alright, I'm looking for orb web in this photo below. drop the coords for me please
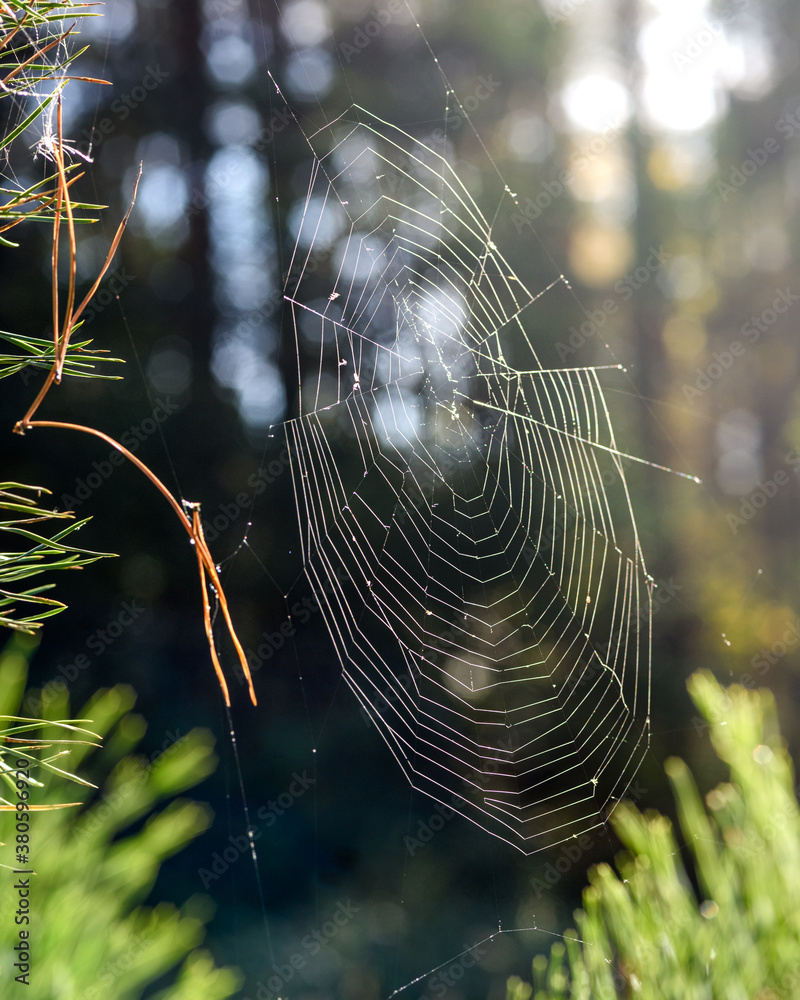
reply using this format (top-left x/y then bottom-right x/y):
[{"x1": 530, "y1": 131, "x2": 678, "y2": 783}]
[{"x1": 281, "y1": 108, "x2": 652, "y2": 854}]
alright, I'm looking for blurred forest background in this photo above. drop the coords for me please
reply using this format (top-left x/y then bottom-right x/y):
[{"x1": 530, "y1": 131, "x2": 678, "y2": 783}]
[{"x1": 2, "y1": 0, "x2": 800, "y2": 997}]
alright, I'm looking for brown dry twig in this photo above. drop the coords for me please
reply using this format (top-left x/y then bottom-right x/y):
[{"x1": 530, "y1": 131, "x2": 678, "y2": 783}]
[
  {"x1": 13, "y1": 420, "x2": 258, "y2": 708},
  {"x1": 18, "y1": 98, "x2": 142, "y2": 427},
  {"x1": 13, "y1": 81, "x2": 257, "y2": 707}
]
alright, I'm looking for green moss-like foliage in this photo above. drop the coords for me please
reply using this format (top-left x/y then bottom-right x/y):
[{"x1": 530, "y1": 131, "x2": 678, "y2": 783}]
[
  {"x1": 509, "y1": 671, "x2": 800, "y2": 1000},
  {"x1": 0, "y1": 636, "x2": 242, "y2": 998}
]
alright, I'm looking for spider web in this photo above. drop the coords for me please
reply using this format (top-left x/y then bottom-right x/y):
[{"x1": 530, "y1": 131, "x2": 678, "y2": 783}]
[{"x1": 280, "y1": 107, "x2": 653, "y2": 855}]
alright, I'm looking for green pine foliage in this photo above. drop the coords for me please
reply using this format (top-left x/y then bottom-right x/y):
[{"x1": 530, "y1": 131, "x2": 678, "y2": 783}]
[
  {"x1": 0, "y1": 483, "x2": 115, "y2": 634},
  {"x1": 0, "y1": 2, "x2": 122, "y2": 635},
  {"x1": 508, "y1": 671, "x2": 800, "y2": 1000},
  {"x1": 0, "y1": 635, "x2": 242, "y2": 998},
  {"x1": 0, "y1": 1, "x2": 105, "y2": 245},
  {"x1": 1, "y1": 14, "x2": 242, "y2": 985}
]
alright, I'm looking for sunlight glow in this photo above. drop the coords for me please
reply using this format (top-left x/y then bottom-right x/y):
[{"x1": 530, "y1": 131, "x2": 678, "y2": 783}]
[
  {"x1": 206, "y1": 34, "x2": 256, "y2": 86},
  {"x1": 635, "y1": 2, "x2": 762, "y2": 133},
  {"x1": 280, "y1": 0, "x2": 332, "y2": 47},
  {"x1": 561, "y1": 73, "x2": 631, "y2": 133},
  {"x1": 285, "y1": 48, "x2": 336, "y2": 101}
]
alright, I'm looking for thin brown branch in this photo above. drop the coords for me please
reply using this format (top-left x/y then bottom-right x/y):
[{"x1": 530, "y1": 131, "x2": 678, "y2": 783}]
[
  {"x1": 50, "y1": 134, "x2": 63, "y2": 373},
  {"x1": 62, "y1": 76, "x2": 111, "y2": 85},
  {"x1": 192, "y1": 508, "x2": 231, "y2": 707},
  {"x1": 54, "y1": 96, "x2": 78, "y2": 381},
  {"x1": 0, "y1": 169, "x2": 84, "y2": 215},
  {"x1": 68, "y1": 163, "x2": 141, "y2": 334},
  {"x1": 18, "y1": 165, "x2": 140, "y2": 427},
  {"x1": 14, "y1": 420, "x2": 258, "y2": 706},
  {"x1": 16, "y1": 420, "x2": 190, "y2": 526},
  {"x1": 9, "y1": 54, "x2": 255, "y2": 707},
  {"x1": 193, "y1": 509, "x2": 258, "y2": 706},
  {"x1": 0, "y1": 10, "x2": 28, "y2": 54},
  {"x1": 17, "y1": 369, "x2": 57, "y2": 432},
  {"x1": 0, "y1": 24, "x2": 72, "y2": 89}
]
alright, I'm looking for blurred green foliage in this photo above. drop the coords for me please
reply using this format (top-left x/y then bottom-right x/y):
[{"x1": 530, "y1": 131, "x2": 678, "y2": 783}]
[
  {"x1": 0, "y1": 635, "x2": 242, "y2": 998},
  {"x1": 508, "y1": 671, "x2": 800, "y2": 1000}
]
